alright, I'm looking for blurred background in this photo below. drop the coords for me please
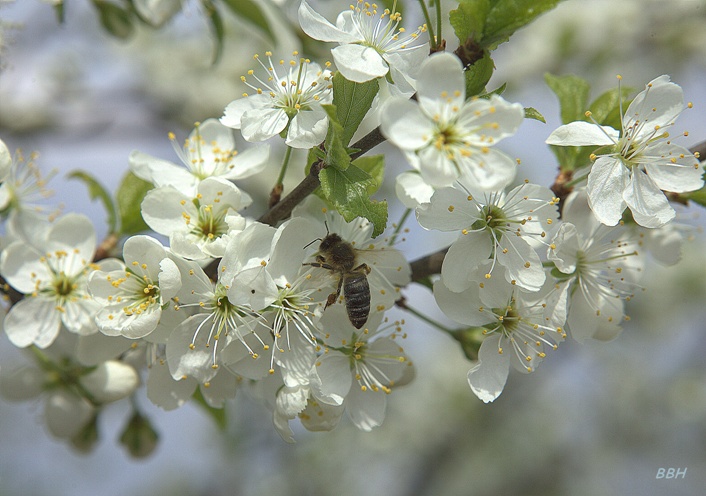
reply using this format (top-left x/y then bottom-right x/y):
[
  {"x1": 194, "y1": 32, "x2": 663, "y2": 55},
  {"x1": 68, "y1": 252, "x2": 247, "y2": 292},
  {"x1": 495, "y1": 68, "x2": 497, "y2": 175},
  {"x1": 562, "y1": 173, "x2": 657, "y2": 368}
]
[{"x1": 1, "y1": 0, "x2": 706, "y2": 495}]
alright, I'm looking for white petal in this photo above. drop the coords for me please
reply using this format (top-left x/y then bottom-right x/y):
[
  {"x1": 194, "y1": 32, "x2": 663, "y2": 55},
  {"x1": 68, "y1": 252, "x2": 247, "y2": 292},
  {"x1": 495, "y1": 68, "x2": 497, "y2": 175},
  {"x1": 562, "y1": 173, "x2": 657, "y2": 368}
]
[
  {"x1": 623, "y1": 167, "x2": 674, "y2": 228},
  {"x1": 332, "y1": 44, "x2": 388, "y2": 83},
  {"x1": 346, "y1": 384, "x2": 386, "y2": 431},
  {"x1": 79, "y1": 360, "x2": 139, "y2": 403},
  {"x1": 241, "y1": 107, "x2": 289, "y2": 143},
  {"x1": 311, "y1": 352, "x2": 352, "y2": 406},
  {"x1": 441, "y1": 233, "x2": 493, "y2": 292},
  {"x1": 220, "y1": 94, "x2": 272, "y2": 129},
  {"x1": 285, "y1": 108, "x2": 329, "y2": 148},
  {"x1": 416, "y1": 52, "x2": 465, "y2": 114},
  {"x1": 298, "y1": 0, "x2": 358, "y2": 43},
  {"x1": 141, "y1": 186, "x2": 189, "y2": 236},
  {"x1": 395, "y1": 171, "x2": 434, "y2": 208},
  {"x1": 4, "y1": 298, "x2": 60, "y2": 348},
  {"x1": 496, "y1": 236, "x2": 545, "y2": 291},
  {"x1": 548, "y1": 223, "x2": 581, "y2": 273},
  {"x1": 380, "y1": 98, "x2": 433, "y2": 151},
  {"x1": 416, "y1": 187, "x2": 480, "y2": 231},
  {"x1": 642, "y1": 142, "x2": 703, "y2": 193},
  {"x1": 457, "y1": 95, "x2": 524, "y2": 144},
  {"x1": 199, "y1": 371, "x2": 237, "y2": 408},
  {"x1": 146, "y1": 359, "x2": 195, "y2": 411},
  {"x1": 625, "y1": 75, "x2": 684, "y2": 137},
  {"x1": 467, "y1": 334, "x2": 509, "y2": 403},
  {"x1": 128, "y1": 150, "x2": 195, "y2": 192},
  {"x1": 222, "y1": 144, "x2": 270, "y2": 180},
  {"x1": 455, "y1": 147, "x2": 517, "y2": 191},
  {"x1": 167, "y1": 314, "x2": 219, "y2": 384},
  {"x1": 546, "y1": 121, "x2": 619, "y2": 146},
  {"x1": 0, "y1": 138, "x2": 11, "y2": 180},
  {"x1": 433, "y1": 279, "x2": 493, "y2": 327},
  {"x1": 586, "y1": 156, "x2": 629, "y2": 226}
]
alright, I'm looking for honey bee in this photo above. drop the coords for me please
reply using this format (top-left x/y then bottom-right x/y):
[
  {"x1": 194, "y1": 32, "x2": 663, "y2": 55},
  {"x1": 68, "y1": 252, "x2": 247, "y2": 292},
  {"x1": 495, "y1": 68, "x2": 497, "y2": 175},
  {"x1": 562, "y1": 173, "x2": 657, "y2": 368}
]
[{"x1": 304, "y1": 231, "x2": 372, "y2": 329}]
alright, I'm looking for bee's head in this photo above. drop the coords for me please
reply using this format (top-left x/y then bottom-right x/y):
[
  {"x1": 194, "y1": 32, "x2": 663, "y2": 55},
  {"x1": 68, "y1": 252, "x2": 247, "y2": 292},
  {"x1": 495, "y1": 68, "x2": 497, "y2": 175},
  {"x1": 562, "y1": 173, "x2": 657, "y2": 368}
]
[{"x1": 319, "y1": 233, "x2": 342, "y2": 251}]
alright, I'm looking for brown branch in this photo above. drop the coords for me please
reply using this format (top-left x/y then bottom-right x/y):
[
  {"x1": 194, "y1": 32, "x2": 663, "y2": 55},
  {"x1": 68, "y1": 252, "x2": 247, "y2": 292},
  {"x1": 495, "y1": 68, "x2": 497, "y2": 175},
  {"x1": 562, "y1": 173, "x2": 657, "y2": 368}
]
[{"x1": 409, "y1": 247, "x2": 448, "y2": 283}]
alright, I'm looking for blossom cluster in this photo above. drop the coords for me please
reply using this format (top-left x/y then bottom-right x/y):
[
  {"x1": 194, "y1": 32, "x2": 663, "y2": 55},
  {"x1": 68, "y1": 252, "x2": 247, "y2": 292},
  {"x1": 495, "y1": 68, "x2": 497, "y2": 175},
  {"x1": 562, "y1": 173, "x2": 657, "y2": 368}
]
[{"x1": 0, "y1": 0, "x2": 704, "y2": 452}]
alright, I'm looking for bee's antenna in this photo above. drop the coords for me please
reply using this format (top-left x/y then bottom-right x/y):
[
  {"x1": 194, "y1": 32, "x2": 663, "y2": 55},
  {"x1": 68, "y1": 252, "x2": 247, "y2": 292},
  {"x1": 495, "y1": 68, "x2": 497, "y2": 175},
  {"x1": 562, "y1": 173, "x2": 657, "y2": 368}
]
[
  {"x1": 324, "y1": 220, "x2": 330, "y2": 235},
  {"x1": 303, "y1": 237, "x2": 321, "y2": 250}
]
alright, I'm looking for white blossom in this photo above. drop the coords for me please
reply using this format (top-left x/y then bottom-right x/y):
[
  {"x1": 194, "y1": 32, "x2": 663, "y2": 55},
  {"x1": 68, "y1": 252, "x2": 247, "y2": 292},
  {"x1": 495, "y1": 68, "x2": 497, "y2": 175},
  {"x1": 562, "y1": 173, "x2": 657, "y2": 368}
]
[
  {"x1": 381, "y1": 52, "x2": 524, "y2": 189},
  {"x1": 546, "y1": 75, "x2": 703, "y2": 228}
]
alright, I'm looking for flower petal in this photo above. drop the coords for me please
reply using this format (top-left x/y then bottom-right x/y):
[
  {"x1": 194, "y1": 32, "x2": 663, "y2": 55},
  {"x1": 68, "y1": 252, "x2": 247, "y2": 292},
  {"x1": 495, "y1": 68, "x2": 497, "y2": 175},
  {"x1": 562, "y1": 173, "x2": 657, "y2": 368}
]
[
  {"x1": 416, "y1": 52, "x2": 465, "y2": 115},
  {"x1": 467, "y1": 334, "x2": 509, "y2": 403},
  {"x1": 546, "y1": 121, "x2": 619, "y2": 146},
  {"x1": 623, "y1": 167, "x2": 674, "y2": 228},
  {"x1": 286, "y1": 108, "x2": 329, "y2": 148},
  {"x1": 298, "y1": 0, "x2": 358, "y2": 43},
  {"x1": 331, "y1": 44, "x2": 388, "y2": 83},
  {"x1": 642, "y1": 142, "x2": 703, "y2": 193},
  {"x1": 586, "y1": 156, "x2": 629, "y2": 226}
]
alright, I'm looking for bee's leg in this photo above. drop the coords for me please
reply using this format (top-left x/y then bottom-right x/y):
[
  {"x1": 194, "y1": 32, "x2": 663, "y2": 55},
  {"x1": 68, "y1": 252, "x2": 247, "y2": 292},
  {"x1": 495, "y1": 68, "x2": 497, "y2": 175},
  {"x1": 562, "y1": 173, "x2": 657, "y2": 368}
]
[
  {"x1": 303, "y1": 262, "x2": 335, "y2": 270},
  {"x1": 353, "y1": 263, "x2": 371, "y2": 274},
  {"x1": 325, "y1": 276, "x2": 344, "y2": 309}
]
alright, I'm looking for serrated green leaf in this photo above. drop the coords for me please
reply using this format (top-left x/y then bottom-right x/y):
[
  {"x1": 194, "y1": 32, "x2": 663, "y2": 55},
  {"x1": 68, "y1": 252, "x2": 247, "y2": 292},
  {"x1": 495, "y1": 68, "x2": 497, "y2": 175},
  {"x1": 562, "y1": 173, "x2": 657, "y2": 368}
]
[
  {"x1": 483, "y1": 0, "x2": 563, "y2": 50},
  {"x1": 192, "y1": 387, "x2": 227, "y2": 430},
  {"x1": 464, "y1": 51, "x2": 494, "y2": 97},
  {"x1": 116, "y1": 171, "x2": 152, "y2": 236},
  {"x1": 221, "y1": 0, "x2": 276, "y2": 44},
  {"x1": 202, "y1": 0, "x2": 224, "y2": 65},
  {"x1": 351, "y1": 155, "x2": 385, "y2": 196},
  {"x1": 319, "y1": 165, "x2": 388, "y2": 237},
  {"x1": 322, "y1": 104, "x2": 351, "y2": 171},
  {"x1": 332, "y1": 73, "x2": 379, "y2": 147},
  {"x1": 545, "y1": 73, "x2": 590, "y2": 124},
  {"x1": 95, "y1": 0, "x2": 135, "y2": 39},
  {"x1": 524, "y1": 107, "x2": 546, "y2": 123},
  {"x1": 449, "y1": 0, "x2": 490, "y2": 44},
  {"x1": 67, "y1": 170, "x2": 118, "y2": 234}
]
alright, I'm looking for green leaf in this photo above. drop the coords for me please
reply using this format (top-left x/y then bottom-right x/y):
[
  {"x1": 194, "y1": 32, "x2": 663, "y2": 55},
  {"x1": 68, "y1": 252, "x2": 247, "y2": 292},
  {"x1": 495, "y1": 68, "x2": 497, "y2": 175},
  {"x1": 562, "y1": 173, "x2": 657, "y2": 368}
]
[
  {"x1": 202, "y1": 0, "x2": 224, "y2": 65},
  {"x1": 332, "y1": 72, "x2": 379, "y2": 147},
  {"x1": 192, "y1": 387, "x2": 227, "y2": 430},
  {"x1": 544, "y1": 73, "x2": 590, "y2": 124},
  {"x1": 322, "y1": 104, "x2": 351, "y2": 171},
  {"x1": 319, "y1": 165, "x2": 388, "y2": 237},
  {"x1": 351, "y1": 155, "x2": 385, "y2": 196},
  {"x1": 95, "y1": 0, "x2": 135, "y2": 39},
  {"x1": 67, "y1": 170, "x2": 118, "y2": 234},
  {"x1": 588, "y1": 86, "x2": 633, "y2": 129},
  {"x1": 683, "y1": 170, "x2": 706, "y2": 207},
  {"x1": 464, "y1": 51, "x2": 494, "y2": 97},
  {"x1": 483, "y1": 0, "x2": 563, "y2": 49},
  {"x1": 524, "y1": 107, "x2": 546, "y2": 123},
  {"x1": 116, "y1": 171, "x2": 152, "y2": 236},
  {"x1": 449, "y1": 0, "x2": 490, "y2": 44},
  {"x1": 221, "y1": 0, "x2": 276, "y2": 44}
]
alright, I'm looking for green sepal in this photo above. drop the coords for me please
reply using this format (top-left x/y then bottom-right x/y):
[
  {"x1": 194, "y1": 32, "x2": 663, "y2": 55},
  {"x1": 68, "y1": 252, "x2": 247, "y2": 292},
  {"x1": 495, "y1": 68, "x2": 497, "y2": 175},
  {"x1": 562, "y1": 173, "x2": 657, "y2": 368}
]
[
  {"x1": 192, "y1": 387, "x2": 227, "y2": 430},
  {"x1": 464, "y1": 50, "x2": 494, "y2": 97},
  {"x1": 220, "y1": 0, "x2": 276, "y2": 44},
  {"x1": 524, "y1": 107, "x2": 546, "y2": 123},
  {"x1": 322, "y1": 104, "x2": 351, "y2": 171},
  {"x1": 319, "y1": 164, "x2": 388, "y2": 237},
  {"x1": 201, "y1": 0, "x2": 225, "y2": 65},
  {"x1": 95, "y1": 0, "x2": 135, "y2": 39},
  {"x1": 67, "y1": 170, "x2": 118, "y2": 234},
  {"x1": 116, "y1": 171, "x2": 152, "y2": 236},
  {"x1": 332, "y1": 72, "x2": 379, "y2": 147}
]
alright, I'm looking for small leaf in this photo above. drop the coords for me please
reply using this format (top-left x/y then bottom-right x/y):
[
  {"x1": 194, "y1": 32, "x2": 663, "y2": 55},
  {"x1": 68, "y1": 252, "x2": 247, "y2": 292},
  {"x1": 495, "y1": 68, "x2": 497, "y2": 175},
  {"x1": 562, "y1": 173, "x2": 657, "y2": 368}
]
[
  {"x1": 116, "y1": 171, "x2": 153, "y2": 236},
  {"x1": 67, "y1": 170, "x2": 118, "y2": 234},
  {"x1": 322, "y1": 104, "x2": 351, "y2": 171},
  {"x1": 449, "y1": 0, "x2": 490, "y2": 44},
  {"x1": 202, "y1": 0, "x2": 224, "y2": 65},
  {"x1": 524, "y1": 107, "x2": 546, "y2": 123},
  {"x1": 221, "y1": 0, "x2": 276, "y2": 44},
  {"x1": 483, "y1": 0, "x2": 563, "y2": 50},
  {"x1": 351, "y1": 155, "x2": 385, "y2": 196},
  {"x1": 192, "y1": 387, "x2": 227, "y2": 430},
  {"x1": 464, "y1": 51, "x2": 494, "y2": 97},
  {"x1": 95, "y1": 0, "x2": 135, "y2": 39},
  {"x1": 319, "y1": 165, "x2": 388, "y2": 237},
  {"x1": 332, "y1": 73, "x2": 379, "y2": 146},
  {"x1": 544, "y1": 73, "x2": 590, "y2": 124}
]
